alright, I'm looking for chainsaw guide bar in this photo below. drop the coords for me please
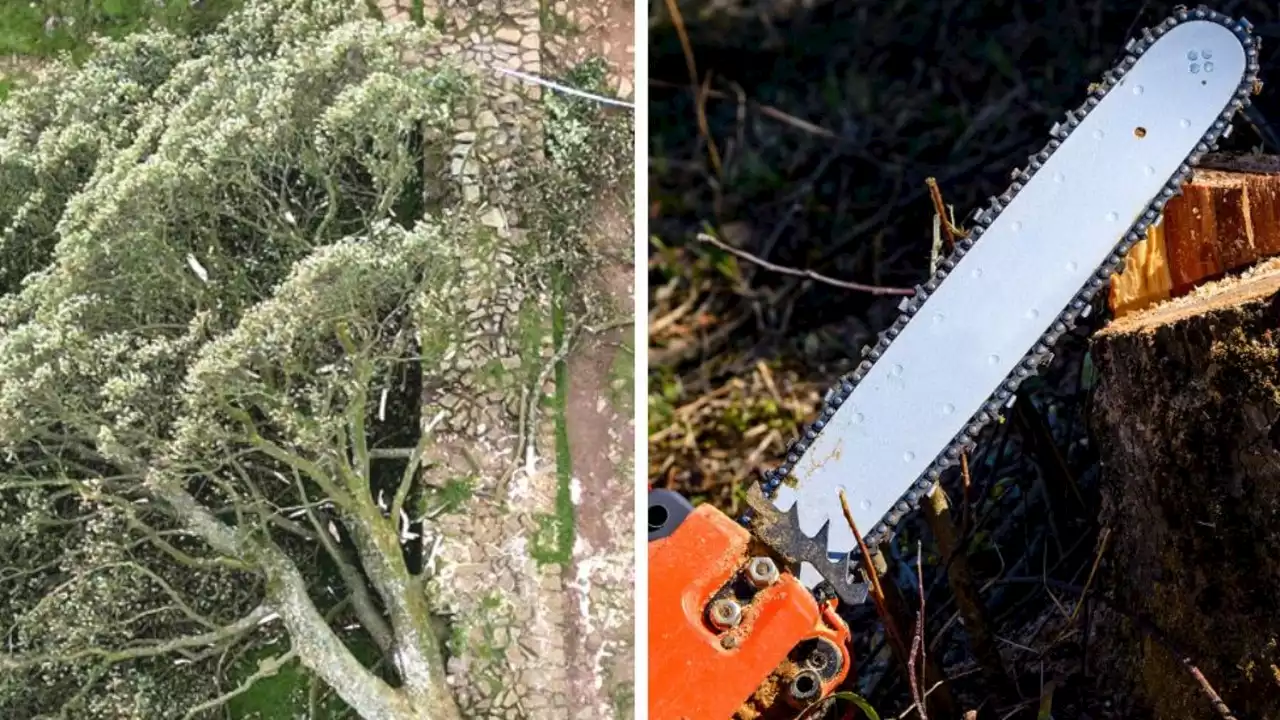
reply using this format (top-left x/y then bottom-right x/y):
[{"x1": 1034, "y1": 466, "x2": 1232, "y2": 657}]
[{"x1": 743, "y1": 6, "x2": 1263, "y2": 593}]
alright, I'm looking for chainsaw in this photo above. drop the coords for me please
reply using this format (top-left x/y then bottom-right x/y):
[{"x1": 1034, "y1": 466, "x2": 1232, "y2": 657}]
[{"x1": 649, "y1": 7, "x2": 1263, "y2": 719}]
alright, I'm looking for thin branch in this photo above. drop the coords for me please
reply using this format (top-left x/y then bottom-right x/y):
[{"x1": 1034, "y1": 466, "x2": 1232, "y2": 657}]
[
  {"x1": 180, "y1": 647, "x2": 300, "y2": 720},
  {"x1": 390, "y1": 411, "x2": 444, "y2": 523},
  {"x1": 925, "y1": 177, "x2": 968, "y2": 250},
  {"x1": 649, "y1": 78, "x2": 841, "y2": 141},
  {"x1": 697, "y1": 232, "x2": 914, "y2": 296},
  {"x1": 292, "y1": 469, "x2": 394, "y2": 654},
  {"x1": 838, "y1": 489, "x2": 907, "y2": 661},
  {"x1": 0, "y1": 605, "x2": 268, "y2": 671},
  {"x1": 905, "y1": 541, "x2": 928, "y2": 720},
  {"x1": 1184, "y1": 660, "x2": 1238, "y2": 720},
  {"x1": 662, "y1": 0, "x2": 722, "y2": 178}
]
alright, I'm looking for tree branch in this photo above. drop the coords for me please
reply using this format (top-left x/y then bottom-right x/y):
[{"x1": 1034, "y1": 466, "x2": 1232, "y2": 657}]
[
  {"x1": 0, "y1": 605, "x2": 269, "y2": 671},
  {"x1": 154, "y1": 480, "x2": 419, "y2": 719},
  {"x1": 292, "y1": 468, "x2": 395, "y2": 655},
  {"x1": 180, "y1": 647, "x2": 300, "y2": 720}
]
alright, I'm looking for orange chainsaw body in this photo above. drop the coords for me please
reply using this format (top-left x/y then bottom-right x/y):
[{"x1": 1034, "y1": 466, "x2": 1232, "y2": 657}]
[{"x1": 649, "y1": 500, "x2": 852, "y2": 720}]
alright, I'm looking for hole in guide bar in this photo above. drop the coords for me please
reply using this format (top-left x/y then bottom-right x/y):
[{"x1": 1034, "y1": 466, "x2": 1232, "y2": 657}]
[{"x1": 1134, "y1": 126, "x2": 1148, "y2": 138}]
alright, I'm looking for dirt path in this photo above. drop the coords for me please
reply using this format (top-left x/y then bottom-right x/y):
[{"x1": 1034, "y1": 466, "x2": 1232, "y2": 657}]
[{"x1": 544, "y1": 1, "x2": 637, "y2": 718}]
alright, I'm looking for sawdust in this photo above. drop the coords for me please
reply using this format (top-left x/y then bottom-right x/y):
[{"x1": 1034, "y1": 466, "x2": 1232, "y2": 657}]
[
  {"x1": 1102, "y1": 255, "x2": 1280, "y2": 335},
  {"x1": 734, "y1": 660, "x2": 798, "y2": 719}
]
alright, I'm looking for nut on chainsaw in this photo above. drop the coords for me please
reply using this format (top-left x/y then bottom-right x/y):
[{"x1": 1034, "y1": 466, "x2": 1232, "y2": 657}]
[{"x1": 649, "y1": 490, "x2": 854, "y2": 720}]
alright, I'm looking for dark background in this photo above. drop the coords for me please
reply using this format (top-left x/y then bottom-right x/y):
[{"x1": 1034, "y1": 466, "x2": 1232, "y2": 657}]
[{"x1": 648, "y1": 1, "x2": 1280, "y2": 716}]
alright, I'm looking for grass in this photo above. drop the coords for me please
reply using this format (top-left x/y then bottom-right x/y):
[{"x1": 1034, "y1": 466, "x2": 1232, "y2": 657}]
[
  {"x1": 426, "y1": 475, "x2": 476, "y2": 514},
  {"x1": 0, "y1": 0, "x2": 241, "y2": 99},
  {"x1": 225, "y1": 632, "x2": 382, "y2": 719},
  {"x1": 530, "y1": 268, "x2": 576, "y2": 565}
]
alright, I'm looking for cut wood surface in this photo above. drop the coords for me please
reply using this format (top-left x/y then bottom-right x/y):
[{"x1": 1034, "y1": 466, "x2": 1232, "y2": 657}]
[
  {"x1": 1109, "y1": 152, "x2": 1280, "y2": 318},
  {"x1": 1090, "y1": 257, "x2": 1280, "y2": 719}
]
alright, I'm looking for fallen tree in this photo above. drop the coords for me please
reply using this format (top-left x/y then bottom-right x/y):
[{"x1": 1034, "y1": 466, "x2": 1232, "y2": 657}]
[{"x1": 0, "y1": 1, "x2": 514, "y2": 717}]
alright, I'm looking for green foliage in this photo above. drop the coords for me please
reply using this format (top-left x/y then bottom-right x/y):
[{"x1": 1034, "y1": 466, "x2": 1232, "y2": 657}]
[
  {"x1": 425, "y1": 476, "x2": 476, "y2": 515},
  {"x1": 0, "y1": 1, "x2": 502, "y2": 716},
  {"x1": 0, "y1": 0, "x2": 243, "y2": 60}
]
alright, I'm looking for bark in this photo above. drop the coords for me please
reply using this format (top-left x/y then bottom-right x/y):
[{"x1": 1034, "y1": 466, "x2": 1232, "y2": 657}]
[
  {"x1": 1089, "y1": 257, "x2": 1280, "y2": 719},
  {"x1": 347, "y1": 504, "x2": 463, "y2": 720},
  {"x1": 157, "y1": 481, "x2": 458, "y2": 720}
]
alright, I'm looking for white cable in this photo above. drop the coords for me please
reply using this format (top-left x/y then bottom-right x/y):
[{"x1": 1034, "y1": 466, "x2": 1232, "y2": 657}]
[{"x1": 491, "y1": 66, "x2": 634, "y2": 110}]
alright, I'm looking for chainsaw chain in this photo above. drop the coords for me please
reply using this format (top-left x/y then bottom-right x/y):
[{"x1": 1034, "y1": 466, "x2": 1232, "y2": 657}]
[{"x1": 745, "y1": 6, "x2": 1262, "y2": 558}]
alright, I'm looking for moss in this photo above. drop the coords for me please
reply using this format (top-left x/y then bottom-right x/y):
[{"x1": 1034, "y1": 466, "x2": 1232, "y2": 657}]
[
  {"x1": 607, "y1": 340, "x2": 634, "y2": 413},
  {"x1": 537, "y1": 0, "x2": 580, "y2": 35},
  {"x1": 425, "y1": 475, "x2": 476, "y2": 515},
  {"x1": 1206, "y1": 324, "x2": 1280, "y2": 405},
  {"x1": 611, "y1": 681, "x2": 635, "y2": 720}
]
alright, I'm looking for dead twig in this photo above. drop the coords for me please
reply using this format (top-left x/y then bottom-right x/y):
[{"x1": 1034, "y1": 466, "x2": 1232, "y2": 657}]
[
  {"x1": 1064, "y1": 527, "x2": 1109, "y2": 627},
  {"x1": 838, "y1": 489, "x2": 907, "y2": 661},
  {"x1": 995, "y1": 576, "x2": 1241, "y2": 719},
  {"x1": 661, "y1": 0, "x2": 722, "y2": 178},
  {"x1": 652, "y1": 77, "x2": 842, "y2": 141},
  {"x1": 1184, "y1": 660, "x2": 1238, "y2": 720},
  {"x1": 922, "y1": 487, "x2": 1007, "y2": 694},
  {"x1": 925, "y1": 177, "x2": 969, "y2": 249},
  {"x1": 905, "y1": 541, "x2": 929, "y2": 720},
  {"x1": 697, "y1": 232, "x2": 914, "y2": 296}
]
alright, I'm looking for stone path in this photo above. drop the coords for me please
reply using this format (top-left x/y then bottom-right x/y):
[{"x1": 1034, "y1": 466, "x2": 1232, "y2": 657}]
[{"x1": 369, "y1": 0, "x2": 634, "y2": 718}]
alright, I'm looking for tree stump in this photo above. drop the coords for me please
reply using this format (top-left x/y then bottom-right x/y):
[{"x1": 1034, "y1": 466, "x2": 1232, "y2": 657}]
[
  {"x1": 1090, "y1": 258, "x2": 1280, "y2": 718},
  {"x1": 1109, "y1": 153, "x2": 1280, "y2": 319}
]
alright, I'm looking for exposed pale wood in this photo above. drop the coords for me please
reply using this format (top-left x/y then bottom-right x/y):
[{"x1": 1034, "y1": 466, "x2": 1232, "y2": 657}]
[{"x1": 1109, "y1": 153, "x2": 1280, "y2": 319}]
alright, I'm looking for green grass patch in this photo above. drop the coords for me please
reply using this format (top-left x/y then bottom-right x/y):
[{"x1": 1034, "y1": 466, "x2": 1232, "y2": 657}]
[
  {"x1": 409, "y1": 0, "x2": 425, "y2": 26},
  {"x1": 529, "y1": 268, "x2": 576, "y2": 565},
  {"x1": 427, "y1": 475, "x2": 476, "y2": 514},
  {"x1": 226, "y1": 632, "x2": 381, "y2": 719},
  {"x1": 0, "y1": 0, "x2": 241, "y2": 59}
]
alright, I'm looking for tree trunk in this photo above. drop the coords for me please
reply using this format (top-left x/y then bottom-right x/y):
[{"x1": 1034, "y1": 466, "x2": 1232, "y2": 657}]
[{"x1": 1089, "y1": 257, "x2": 1280, "y2": 719}]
